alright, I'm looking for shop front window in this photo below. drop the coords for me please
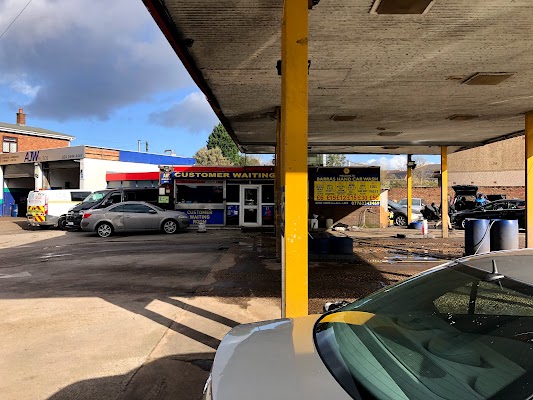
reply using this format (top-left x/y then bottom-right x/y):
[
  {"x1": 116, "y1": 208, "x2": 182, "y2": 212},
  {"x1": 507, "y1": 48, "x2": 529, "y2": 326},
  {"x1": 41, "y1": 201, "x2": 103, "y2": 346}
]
[
  {"x1": 226, "y1": 185, "x2": 240, "y2": 203},
  {"x1": 176, "y1": 184, "x2": 223, "y2": 204},
  {"x1": 261, "y1": 185, "x2": 274, "y2": 203}
]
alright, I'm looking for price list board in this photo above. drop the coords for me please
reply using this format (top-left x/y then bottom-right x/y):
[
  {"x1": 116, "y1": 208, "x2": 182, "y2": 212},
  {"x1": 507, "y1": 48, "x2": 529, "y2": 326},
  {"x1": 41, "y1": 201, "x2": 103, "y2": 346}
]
[{"x1": 311, "y1": 167, "x2": 380, "y2": 206}]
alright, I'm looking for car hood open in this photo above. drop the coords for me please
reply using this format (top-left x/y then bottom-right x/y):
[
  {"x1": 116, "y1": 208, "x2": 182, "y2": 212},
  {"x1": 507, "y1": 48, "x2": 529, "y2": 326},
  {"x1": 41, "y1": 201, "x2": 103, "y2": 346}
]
[{"x1": 210, "y1": 315, "x2": 350, "y2": 400}]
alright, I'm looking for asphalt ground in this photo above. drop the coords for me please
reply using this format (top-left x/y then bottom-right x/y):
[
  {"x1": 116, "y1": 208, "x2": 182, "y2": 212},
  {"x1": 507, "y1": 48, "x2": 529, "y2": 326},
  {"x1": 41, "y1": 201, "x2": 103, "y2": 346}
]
[
  {"x1": 2, "y1": 219, "x2": 523, "y2": 399},
  {"x1": 0, "y1": 222, "x2": 280, "y2": 400}
]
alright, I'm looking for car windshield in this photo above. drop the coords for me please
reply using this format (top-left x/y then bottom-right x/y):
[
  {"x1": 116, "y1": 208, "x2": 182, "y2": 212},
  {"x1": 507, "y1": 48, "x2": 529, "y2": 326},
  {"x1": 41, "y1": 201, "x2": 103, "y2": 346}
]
[
  {"x1": 82, "y1": 191, "x2": 109, "y2": 203},
  {"x1": 389, "y1": 201, "x2": 402, "y2": 209},
  {"x1": 151, "y1": 204, "x2": 164, "y2": 211},
  {"x1": 399, "y1": 199, "x2": 421, "y2": 206},
  {"x1": 314, "y1": 262, "x2": 533, "y2": 400}
]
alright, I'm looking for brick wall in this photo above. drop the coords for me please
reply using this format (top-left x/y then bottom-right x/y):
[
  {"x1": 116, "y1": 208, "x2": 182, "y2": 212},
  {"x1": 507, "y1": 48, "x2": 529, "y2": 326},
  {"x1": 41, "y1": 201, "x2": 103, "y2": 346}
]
[
  {"x1": 389, "y1": 186, "x2": 525, "y2": 205},
  {"x1": 1, "y1": 131, "x2": 70, "y2": 152},
  {"x1": 310, "y1": 204, "x2": 382, "y2": 228}
]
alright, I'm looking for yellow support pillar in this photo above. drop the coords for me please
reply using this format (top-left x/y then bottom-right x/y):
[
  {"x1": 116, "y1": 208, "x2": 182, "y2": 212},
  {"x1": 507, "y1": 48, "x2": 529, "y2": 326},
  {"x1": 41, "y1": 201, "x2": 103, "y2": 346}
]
[
  {"x1": 281, "y1": 0, "x2": 308, "y2": 318},
  {"x1": 407, "y1": 155, "x2": 413, "y2": 225},
  {"x1": 441, "y1": 146, "x2": 449, "y2": 239},
  {"x1": 526, "y1": 113, "x2": 533, "y2": 247}
]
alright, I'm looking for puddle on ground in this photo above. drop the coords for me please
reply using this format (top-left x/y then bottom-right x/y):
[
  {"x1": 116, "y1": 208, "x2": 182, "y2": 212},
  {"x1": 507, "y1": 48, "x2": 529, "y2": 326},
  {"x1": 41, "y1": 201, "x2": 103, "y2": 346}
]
[{"x1": 383, "y1": 254, "x2": 440, "y2": 263}]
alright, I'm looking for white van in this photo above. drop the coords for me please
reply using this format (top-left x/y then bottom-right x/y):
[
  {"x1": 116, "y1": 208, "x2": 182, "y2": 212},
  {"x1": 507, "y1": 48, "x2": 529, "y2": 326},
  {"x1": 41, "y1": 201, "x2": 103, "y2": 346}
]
[{"x1": 27, "y1": 189, "x2": 92, "y2": 229}]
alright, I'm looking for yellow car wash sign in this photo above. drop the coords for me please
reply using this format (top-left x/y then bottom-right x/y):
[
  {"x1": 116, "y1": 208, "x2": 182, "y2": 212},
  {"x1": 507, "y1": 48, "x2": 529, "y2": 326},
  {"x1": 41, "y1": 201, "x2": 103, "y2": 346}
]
[{"x1": 311, "y1": 167, "x2": 380, "y2": 206}]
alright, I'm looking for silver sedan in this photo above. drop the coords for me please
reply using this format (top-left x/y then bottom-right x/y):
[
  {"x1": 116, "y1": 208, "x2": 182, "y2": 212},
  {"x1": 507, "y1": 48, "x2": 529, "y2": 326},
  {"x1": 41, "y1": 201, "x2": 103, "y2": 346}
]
[{"x1": 80, "y1": 201, "x2": 190, "y2": 237}]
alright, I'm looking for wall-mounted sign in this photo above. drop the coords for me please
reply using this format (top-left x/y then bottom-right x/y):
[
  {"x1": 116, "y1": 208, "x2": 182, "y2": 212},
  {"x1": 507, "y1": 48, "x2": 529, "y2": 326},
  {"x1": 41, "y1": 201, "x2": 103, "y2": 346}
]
[
  {"x1": 226, "y1": 205, "x2": 239, "y2": 216},
  {"x1": 173, "y1": 171, "x2": 274, "y2": 180},
  {"x1": 160, "y1": 170, "x2": 171, "y2": 185},
  {"x1": 185, "y1": 209, "x2": 224, "y2": 225},
  {"x1": 158, "y1": 195, "x2": 170, "y2": 204},
  {"x1": 0, "y1": 146, "x2": 86, "y2": 165},
  {"x1": 310, "y1": 167, "x2": 380, "y2": 206}
]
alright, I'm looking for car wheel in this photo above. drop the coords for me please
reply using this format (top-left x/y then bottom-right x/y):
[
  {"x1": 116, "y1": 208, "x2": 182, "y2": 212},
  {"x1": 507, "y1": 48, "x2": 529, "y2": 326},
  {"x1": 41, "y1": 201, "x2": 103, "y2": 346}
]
[
  {"x1": 394, "y1": 214, "x2": 407, "y2": 227},
  {"x1": 96, "y1": 222, "x2": 113, "y2": 238},
  {"x1": 58, "y1": 217, "x2": 67, "y2": 230},
  {"x1": 162, "y1": 219, "x2": 178, "y2": 234}
]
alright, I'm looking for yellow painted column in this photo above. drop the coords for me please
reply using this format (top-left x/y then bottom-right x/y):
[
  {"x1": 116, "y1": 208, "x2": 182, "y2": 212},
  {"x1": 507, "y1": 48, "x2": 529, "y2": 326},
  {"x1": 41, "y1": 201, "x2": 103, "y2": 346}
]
[
  {"x1": 407, "y1": 156, "x2": 413, "y2": 225},
  {"x1": 526, "y1": 113, "x2": 533, "y2": 247},
  {"x1": 281, "y1": 0, "x2": 308, "y2": 318},
  {"x1": 441, "y1": 146, "x2": 449, "y2": 238}
]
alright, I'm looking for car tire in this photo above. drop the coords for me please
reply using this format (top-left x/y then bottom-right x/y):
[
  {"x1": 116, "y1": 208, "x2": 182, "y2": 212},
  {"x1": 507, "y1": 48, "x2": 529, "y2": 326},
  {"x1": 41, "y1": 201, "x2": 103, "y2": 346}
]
[
  {"x1": 394, "y1": 214, "x2": 407, "y2": 227},
  {"x1": 96, "y1": 222, "x2": 113, "y2": 238},
  {"x1": 58, "y1": 217, "x2": 67, "y2": 230},
  {"x1": 162, "y1": 219, "x2": 178, "y2": 234}
]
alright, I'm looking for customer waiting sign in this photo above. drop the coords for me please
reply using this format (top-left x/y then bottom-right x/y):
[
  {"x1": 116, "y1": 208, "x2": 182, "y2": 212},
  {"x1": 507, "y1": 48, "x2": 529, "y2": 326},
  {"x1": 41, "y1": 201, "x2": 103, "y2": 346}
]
[{"x1": 311, "y1": 167, "x2": 380, "y2": 206}]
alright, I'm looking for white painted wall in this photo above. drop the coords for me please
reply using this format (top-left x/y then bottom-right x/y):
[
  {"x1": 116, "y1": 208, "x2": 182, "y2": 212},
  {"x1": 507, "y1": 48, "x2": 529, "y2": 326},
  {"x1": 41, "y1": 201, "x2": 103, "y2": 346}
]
[{"x1": 80, "y1": 158, "x2": 160, "y2": 191}]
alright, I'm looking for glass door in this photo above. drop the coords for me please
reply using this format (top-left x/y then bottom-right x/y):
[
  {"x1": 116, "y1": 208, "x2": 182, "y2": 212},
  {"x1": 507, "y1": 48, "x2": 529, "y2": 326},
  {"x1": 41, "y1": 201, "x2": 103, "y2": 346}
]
[{"x1": 240, "y1": 185, "x2": 260, "y2": 226}]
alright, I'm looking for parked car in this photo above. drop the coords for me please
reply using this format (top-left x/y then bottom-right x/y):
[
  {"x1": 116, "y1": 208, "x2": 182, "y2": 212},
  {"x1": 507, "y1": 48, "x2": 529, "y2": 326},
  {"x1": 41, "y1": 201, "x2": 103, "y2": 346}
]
[
  {"x1": 26, "y1": 189, "x2": 91, "y2": 229},
  {"x1": 398, "y1": 197, "x2": 425, "y2": 213},
  {"x1": 388, "y1": 200, "x2": 422, "y2": 226},
  {"x1": 203, "y1": 249, "x2": 533, "y2": 400},
  {"x1": 66, "y1": 188, "x2": 159, "y2": 230},
  {"x1": 450, "y1": 199, "x2": 525, "y2": 229},
  {"x1": 80, "y1": 201, "x2": 190, "y2": 237},
  {"x1": 451, "y1": 185, "x2": 479, "y2": 212}
]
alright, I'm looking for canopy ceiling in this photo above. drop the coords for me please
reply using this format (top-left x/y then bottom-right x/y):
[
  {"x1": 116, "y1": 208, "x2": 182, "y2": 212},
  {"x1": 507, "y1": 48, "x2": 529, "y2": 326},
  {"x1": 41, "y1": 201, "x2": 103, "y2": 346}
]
[{"x1": 143, "y1": 0, "x2": 532, "y2": 154}]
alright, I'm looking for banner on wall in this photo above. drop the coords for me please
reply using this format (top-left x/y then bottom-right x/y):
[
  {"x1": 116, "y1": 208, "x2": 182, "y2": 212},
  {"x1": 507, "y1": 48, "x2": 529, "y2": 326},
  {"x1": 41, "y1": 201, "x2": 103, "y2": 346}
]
[
  {"x1": 173, "y1": 171, "x2": 274, "y2": 180},
  {"x1": 185, "y1": 209, "x2": 224, "y2": 225},
  {"x1": 311, "y1": 167, "x2": 381, "y2": 206}
]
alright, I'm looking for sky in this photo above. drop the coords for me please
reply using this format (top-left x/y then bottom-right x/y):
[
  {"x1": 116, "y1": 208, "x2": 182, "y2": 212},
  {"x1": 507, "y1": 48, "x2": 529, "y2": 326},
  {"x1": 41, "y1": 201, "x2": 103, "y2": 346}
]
[{"x1": 0, "y1": 0, "x2": 439, "y2": 168}]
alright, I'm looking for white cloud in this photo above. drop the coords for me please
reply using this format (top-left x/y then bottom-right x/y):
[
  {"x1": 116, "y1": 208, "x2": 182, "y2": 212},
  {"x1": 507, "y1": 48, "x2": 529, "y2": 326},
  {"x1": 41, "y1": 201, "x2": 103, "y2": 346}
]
[
  {"x1": 365, "y1": 155, "x2": 407, "y2": 170},
  {"x1": 0, "y1": 0, "x2": 194, "y2": 120},
  {"x1": 10, "y1": 79, "x2": 40, "y2": 98},
  {"x1": 149, "y1": 91, "x2": 219, "y2": 134}
]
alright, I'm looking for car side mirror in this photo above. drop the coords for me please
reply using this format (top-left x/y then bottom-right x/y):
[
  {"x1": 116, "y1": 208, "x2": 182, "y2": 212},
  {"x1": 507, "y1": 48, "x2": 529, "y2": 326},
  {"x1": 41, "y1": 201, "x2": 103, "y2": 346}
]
[
  {"x1": 323, "y1": 300, "x2": 349, "y2": 313},
  {"x1": 148, "y1": 210, "x2": 157, "y2": 214}
]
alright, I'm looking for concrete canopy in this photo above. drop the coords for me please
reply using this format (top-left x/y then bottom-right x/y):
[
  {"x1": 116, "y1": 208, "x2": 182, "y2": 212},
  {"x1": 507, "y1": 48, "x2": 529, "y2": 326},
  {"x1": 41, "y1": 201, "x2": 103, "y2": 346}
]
[{"x1": 144, "y1": 0, "x2": 532, "y2": 155}]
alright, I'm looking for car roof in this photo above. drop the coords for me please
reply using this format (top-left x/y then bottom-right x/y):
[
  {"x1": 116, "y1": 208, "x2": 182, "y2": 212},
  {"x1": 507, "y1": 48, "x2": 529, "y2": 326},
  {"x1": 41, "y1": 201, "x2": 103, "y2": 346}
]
[{"x1": 454, "y1": 249, "x2": 533, "y2": 285}]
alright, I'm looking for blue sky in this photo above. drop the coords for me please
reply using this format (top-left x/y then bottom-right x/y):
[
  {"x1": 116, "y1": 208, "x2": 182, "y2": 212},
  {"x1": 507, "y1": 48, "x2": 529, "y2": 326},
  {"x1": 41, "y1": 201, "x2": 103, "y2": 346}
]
[{"x1": 0, "y1": 0, "x2": 439, "y2": 168}]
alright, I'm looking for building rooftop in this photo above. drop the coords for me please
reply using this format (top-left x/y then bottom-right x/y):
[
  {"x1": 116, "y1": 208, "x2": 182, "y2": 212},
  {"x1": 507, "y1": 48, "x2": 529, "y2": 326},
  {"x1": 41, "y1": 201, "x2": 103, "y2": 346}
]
[{"x1": 0, "y1": 121, "x2": 74, "y2": 141}]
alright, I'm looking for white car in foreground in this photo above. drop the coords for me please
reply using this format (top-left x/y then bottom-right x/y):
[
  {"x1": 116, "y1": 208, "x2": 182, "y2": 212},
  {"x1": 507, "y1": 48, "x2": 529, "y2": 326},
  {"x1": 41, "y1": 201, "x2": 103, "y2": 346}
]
[{"x1": 204, "y1": 250, "x2": 533, "y2": 399}]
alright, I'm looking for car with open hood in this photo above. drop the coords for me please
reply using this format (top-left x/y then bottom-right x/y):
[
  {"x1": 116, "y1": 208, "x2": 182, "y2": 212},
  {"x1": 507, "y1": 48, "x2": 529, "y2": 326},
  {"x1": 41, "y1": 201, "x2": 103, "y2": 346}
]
[
  {"x1": 451, "y1": 185, "x2": 479, "y2": 212},
  {"x1": 450, "y1": 199, "x2": 525, "y2": 229},
  {"x1": 204, "y1": 249, "x2": 533, "y2": 400}
]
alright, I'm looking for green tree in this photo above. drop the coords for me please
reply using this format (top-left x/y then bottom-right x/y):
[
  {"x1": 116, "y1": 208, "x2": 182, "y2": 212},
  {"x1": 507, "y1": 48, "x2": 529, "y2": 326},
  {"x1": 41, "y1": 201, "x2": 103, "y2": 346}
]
[
  {"x1": 325, "y1": 154, "x2": 348, "y2": 166},
  {"x1": 238, "y1": 154, "x2": 262, "y2": 166},
  {"x1": 194, "y1": 147, "x2": 232, "y2": 166},
  {"x1": 206, "y1": 123, "x2": 239, "y2": 165}
]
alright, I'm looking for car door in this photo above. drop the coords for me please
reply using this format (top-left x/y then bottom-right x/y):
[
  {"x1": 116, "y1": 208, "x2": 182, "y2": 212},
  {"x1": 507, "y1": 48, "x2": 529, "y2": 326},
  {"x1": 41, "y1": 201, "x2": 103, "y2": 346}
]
[
  {"x1": 123, "y1": 204, "x2": 159, "y2": 231},
  {"x1": 104, "y1": 204, "x2": 125, "y2": 231}
]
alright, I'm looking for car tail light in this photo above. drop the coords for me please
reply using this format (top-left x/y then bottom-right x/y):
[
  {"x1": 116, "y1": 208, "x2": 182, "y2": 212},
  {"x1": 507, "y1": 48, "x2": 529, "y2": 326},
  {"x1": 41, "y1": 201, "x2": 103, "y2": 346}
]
[
  {"x1": 44, "y1": 203, "x2": 48, "y2": 214},
  {"x1": 82, "y1": 213, "x2": 92, "y2": 219}
]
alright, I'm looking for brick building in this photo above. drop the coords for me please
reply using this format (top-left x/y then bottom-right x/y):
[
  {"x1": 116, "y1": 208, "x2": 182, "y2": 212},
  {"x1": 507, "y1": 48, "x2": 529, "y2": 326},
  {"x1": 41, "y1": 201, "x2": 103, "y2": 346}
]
[
  {"x1": 1, "y1": 109, "x2": 73, "y2": 153},
  {"x1": 0, "y1": 109, "x2": 195, "y2": 217}
]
